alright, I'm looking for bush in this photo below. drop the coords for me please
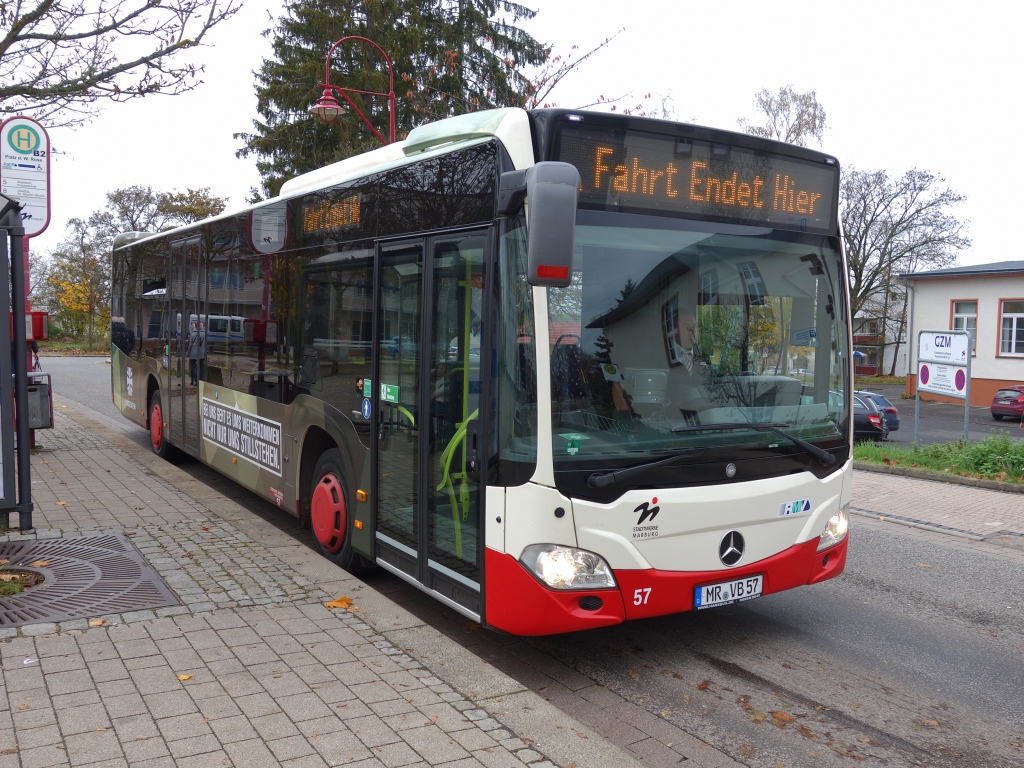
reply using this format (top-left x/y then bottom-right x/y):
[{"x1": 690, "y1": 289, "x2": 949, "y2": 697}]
[{"x1": 854, "y1": 435, "x2": 1024, "y2": 484}]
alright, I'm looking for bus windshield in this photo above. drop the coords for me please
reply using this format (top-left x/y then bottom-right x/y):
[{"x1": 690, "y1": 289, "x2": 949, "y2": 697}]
[{"x1": 547, "y1": 210, "x2": 849, "y2": 489}]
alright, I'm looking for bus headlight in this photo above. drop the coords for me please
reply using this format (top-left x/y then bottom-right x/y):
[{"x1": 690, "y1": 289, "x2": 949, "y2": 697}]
[
  {"x1": 520, "y1": 544, "x2": 617, "y2": 590},
  {"x1": 817, "y1": 505, "x2": 849, "y2": 552}
]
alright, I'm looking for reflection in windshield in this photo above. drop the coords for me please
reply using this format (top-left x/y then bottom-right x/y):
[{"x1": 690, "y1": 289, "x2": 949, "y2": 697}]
[{"x1": 548, "y1": 213, "x2": 848, "y2": 468}]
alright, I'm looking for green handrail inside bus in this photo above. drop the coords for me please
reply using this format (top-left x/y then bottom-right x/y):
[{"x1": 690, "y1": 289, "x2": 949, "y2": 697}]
[
  {"x1": 392, "y1": 405, "x2": 414, "y2": 427},
  {"x1": 436, "y1": 408, "x2": 479, "y2": 558}
]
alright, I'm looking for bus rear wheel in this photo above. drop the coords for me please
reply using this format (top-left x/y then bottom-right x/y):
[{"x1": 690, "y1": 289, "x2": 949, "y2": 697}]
[
  {"x1": 310, "y1": 449, "x2": 369, "y2": 574},
  {"x1": 149, "y1": 390, "x2": 171, "y2": 458}
]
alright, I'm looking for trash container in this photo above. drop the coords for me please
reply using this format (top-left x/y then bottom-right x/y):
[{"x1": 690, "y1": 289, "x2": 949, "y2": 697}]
[{"x1": 26, "y1": 372, "x2": 53, "y2": 429}]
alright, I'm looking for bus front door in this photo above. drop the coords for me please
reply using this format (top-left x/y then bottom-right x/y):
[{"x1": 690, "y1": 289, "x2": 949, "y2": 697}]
[
  {"x1": 169, "y1": 237, "x2": 205, "y2": 454},
  {"x1": 374, "y1": 232, "x2": 488, "y2": 621}
]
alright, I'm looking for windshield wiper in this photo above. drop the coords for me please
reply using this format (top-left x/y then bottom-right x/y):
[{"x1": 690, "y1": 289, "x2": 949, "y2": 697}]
[
  {"x1": 586, "y1": 447, "x2": 707, "y2": 488},
  {"x1": 672, "y1": 422, "x2": 836, "y2": 467}
]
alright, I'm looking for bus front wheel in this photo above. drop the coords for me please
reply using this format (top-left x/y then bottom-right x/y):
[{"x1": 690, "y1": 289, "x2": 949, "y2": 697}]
[
  {"x1": 149, "y1": 391, "x2": 171, "y2": 459},
  {"x1": 310, "y1": 449, "x2": 369, "y2": 574}
]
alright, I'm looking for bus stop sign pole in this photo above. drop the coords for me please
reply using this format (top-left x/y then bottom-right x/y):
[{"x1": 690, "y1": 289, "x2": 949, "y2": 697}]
[{"x1": 0, "y1": 193, "x2": 34, "y2": 531}]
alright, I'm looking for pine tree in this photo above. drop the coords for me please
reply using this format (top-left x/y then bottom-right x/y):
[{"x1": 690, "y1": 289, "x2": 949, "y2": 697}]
[{"x1": 235, "y1": 0, "x2": 546, "y2": 199}]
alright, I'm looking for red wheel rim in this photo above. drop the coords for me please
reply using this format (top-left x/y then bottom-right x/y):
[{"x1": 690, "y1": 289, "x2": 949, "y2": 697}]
[
  {"x1": 150, "y1": 402, "x2": 163, "y2": 451},
  {"x1": 311, "y1": 473, "x2": 346, "y2": 553}
]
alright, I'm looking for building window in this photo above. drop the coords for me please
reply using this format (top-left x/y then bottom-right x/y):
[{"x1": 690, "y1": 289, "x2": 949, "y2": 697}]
[
  {"x1": 739, "y1": 262, "x2": 767, "y2": 305},
  {"x1": 1000, "y1": 300, "x2": 1024, "y2": 355},
  {"x1": 699, "y1": 270, "x2": 719, "y2": 306},
  {"x1": 662, "y1": 295, "x2": 684, "y2": 366},
  {"x1": 952, "y1": 300, "x2": 977, "y2": 353}
]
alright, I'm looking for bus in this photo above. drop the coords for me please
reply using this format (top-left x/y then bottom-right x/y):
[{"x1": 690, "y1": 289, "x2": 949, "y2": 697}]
[{"x1": 111, "y1": 108, "x2": 852, "y2": 636}]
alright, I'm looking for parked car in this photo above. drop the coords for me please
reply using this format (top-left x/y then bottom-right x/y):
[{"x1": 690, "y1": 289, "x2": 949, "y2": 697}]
[
  {"x1": 855, "y1": 389, "x2": 900, "y2": 432},
  {"x1": 852, "y1": 393, "x2": 889, "y2": 441},
  {"x1": 990, "y1": 385, "x2": 1024, "y2": 421}
]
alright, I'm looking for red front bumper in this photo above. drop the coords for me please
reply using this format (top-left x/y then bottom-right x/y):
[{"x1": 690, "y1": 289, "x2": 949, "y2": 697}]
[{"x1": 484, "y1": 535, "x2": 848, "y2": 636}]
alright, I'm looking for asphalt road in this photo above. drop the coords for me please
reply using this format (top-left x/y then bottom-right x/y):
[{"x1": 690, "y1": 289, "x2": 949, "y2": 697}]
[
  {"x1": 861, "y1": 383, "x2": 1024, "y2": 444},
  {"x1": 40, "y1": 357, "x2": 1024, "y2": 767}
]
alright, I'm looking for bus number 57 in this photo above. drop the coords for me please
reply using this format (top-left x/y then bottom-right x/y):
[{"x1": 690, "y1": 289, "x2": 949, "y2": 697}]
[{"x1": 633, "y1": 588, "x2": 652, "y2": 605}]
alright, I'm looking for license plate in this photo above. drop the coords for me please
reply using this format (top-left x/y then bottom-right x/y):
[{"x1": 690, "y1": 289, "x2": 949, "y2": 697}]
[{"x1": 694, "y1": 574, "x2": 763, "y2": 609}]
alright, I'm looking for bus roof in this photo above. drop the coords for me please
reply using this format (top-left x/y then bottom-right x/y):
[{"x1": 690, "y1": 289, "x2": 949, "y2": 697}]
[{"x1": 113, "y1": 108, "x2": 533, "y2": 252}]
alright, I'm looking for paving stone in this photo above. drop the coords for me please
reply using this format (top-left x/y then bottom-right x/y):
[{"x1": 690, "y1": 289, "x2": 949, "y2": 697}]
[{"x1": 7, "y1": 409, "x2": 583, "y2": 768}]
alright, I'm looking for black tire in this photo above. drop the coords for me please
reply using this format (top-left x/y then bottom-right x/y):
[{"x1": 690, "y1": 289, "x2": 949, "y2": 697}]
[
  {"x1": 149, "y1": 390, "x2": 172, "y2": 459},
  {"x1": 309, "y1": 449, "x2": 371, "y2": 575},
  {"x1": 992, "y1": 413, "x2": 1004, "y2": 421}
]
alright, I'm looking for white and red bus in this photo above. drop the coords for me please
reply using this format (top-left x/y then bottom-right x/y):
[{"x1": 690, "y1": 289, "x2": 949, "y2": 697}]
[{"x1": 111, "y1": 108, "x2": 852, "y2": 635}]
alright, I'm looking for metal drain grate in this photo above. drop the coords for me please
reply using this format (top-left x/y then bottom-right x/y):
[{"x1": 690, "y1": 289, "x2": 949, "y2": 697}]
[{"x1": 0, "y1": 533, "x2": 179, "y2": 628}]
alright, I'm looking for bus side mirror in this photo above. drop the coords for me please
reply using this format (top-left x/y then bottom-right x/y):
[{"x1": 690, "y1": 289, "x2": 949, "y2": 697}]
[
  {"x1": 524, "y1": 162, "x2": 579, "y2": 288},
  {"x1": 497, "y1": 169, "x2": 527, "y2": 216}
]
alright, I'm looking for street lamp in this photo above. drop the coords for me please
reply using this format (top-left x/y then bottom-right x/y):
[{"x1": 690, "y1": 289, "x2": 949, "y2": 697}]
[{"x1": 310, "y1": 35, "x2": 396, "y2": 145}]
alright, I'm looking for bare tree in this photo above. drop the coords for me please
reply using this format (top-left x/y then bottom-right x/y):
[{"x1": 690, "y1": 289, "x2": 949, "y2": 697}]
[
  {"x1": 525, "y1": 30, "x2": 652, "y2": 116},
  {"x1": 1, "y1": 0, "x2": 240, "y2": 127},
  {"x1": 842, "y1": 168, "x2": 971, "y2": 373},
  {"x1": 738, "y1": 85, "x2": 826, "y2": 147}
]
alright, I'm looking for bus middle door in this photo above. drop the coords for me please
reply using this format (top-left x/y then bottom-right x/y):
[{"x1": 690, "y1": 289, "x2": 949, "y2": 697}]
[{"x1": 169, "y1": 236, "x2": 205, "y2": 454}]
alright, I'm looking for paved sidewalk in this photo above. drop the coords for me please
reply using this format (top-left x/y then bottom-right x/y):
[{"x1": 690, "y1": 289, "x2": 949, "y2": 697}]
[
  {"x1": 852, "y1": 465, "x2": 1024, "y2": 541},
  {"x1": 5, "y1": 400, "x2": 1024, "y2": 768},
  {"x1": 0, "y1": 404, "x2": 701, "y2": 768}
]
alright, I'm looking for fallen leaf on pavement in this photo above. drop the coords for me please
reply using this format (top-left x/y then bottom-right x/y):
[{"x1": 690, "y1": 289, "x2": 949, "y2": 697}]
[
  {"x1": 88, "y1": 619, "x2": 106, "y2": 627},
  {"x1": 177, "y1": 674, "x2": 192, "y2": 681},
  {"x1": 772, "y1": 711, "x2": 795, "y2": 727},
  {"x1": 326, "y1": 596, "x2": 353, "y2": 610}
]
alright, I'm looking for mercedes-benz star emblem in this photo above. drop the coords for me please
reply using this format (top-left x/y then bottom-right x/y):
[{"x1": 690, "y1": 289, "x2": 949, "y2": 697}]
[{"x1": 719, "y1": 531, "x2": 745, "y2": 567}]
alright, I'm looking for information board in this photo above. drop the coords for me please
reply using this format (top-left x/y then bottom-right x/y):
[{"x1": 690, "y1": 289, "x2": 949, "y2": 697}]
[
  {"x1": 918, "y1": 331, "x2": 970, "y2": 367},
  {"x1": 917, "y1": 361, "x2": 968, "y2": 399},
  {"x1": 0, "y1": 117, "x2": 50, "y2": 237},
  {"x1": 914, "y1": 329, "x2": 972, "y2": 444}
]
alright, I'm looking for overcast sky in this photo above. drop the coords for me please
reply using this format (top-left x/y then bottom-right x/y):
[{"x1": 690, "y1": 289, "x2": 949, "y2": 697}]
[{"x1": 22, "y1": 0, "x2": 1021, "y2": 267}]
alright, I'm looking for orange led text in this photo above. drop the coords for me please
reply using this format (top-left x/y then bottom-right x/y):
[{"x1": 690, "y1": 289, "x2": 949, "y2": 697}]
[
  {"x1": 594, "y1": 147, "x2": 681, "y2": 197},
  {"x1": 304, "y1": 195, "x2": 361, "y2": 233}
]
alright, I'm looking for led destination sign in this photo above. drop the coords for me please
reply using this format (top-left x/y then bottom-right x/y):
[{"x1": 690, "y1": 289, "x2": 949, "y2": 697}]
[
  {"x1": 302, "y1": 192, "x2": 362, "y2": 234},
  {"x1": 555, "y1": 124, "x2": 838, "y2": 232}
]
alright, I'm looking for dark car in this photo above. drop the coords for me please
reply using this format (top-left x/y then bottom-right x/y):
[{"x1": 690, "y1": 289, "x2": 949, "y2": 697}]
[
  {"x1": 990, "y1": 385, "x2": 1024, "y2": 421},
  {"x1": 855, "y1": 389, "x2": 900, "y2": 432},
  {"x1": 853, "y1": 393, "x2": 889, "y2": 441}
]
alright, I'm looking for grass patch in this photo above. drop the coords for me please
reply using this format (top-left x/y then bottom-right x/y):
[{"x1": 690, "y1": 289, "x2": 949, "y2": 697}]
[
  {"x1": 38, "y1": 339, "x2": 109, "y2": 355},
  {"x1": 854, "y1": 435, "x2": 1024, "y2": 485},
  {"x1": 854, "y1": 375, "x2": 906, "y2": 387},
  {"x1": 0, "y1": 569, "x2": 42, "y2": 597}
]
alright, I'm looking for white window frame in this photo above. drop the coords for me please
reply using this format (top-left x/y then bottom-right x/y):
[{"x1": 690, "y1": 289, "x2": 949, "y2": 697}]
[
  {"x1": 1000, "y1": 300, "x2": 1024, "y2": 356},
  {"x1": 952, "y1": 300, "x2": 977, "y2": 354}
]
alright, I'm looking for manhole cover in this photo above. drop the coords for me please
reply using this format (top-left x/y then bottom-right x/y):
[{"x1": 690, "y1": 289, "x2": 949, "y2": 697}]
[{"x1": 0, "y1": 533, "x2": 178, "y2": 628}]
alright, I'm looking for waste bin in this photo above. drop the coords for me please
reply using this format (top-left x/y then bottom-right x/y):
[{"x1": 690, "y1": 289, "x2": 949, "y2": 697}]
[{"x1": 26, "y1": 372, "x2": 53, "y2": 429}]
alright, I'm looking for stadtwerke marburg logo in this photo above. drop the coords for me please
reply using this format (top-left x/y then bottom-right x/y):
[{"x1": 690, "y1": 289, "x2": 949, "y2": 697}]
[
  {"x1": 6, "y1": 124, "x2": 41, "y2": 155},
  {"x1": 632, "y1": 497, "x2": 661, "y2": 539}
]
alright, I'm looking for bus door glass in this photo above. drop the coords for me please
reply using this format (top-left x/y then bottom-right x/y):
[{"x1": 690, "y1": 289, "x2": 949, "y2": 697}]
[
  {"x1": 374, "y1": 232, "x2": 487, "y2": 617},
  {"x1": 169, "y1": 237, "x2": 204, "y2": 452}
]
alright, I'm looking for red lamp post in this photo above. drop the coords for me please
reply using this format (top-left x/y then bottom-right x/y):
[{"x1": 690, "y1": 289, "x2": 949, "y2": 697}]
[{"x1": 310, "y1": 35, "x2": 396, "y2": 145}]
